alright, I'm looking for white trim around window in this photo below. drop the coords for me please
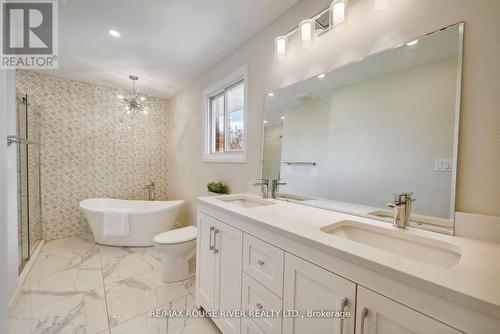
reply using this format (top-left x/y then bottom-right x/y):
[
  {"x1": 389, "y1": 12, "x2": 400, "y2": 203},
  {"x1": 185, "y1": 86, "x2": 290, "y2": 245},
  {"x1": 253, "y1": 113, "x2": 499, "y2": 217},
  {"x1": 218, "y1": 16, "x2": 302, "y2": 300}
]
[{"x1": 202, "y1": 65, "x2": 248, "y2": 163}]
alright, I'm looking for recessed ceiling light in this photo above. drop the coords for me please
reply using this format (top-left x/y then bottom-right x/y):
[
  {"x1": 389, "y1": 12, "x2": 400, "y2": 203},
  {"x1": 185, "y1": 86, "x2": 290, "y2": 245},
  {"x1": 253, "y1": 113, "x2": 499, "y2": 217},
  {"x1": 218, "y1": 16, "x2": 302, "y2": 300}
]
[
  {"x1": 317, "y1": 73, "x2": 326, "y2": 79},
  {"x1": 108, "y1": 29, "x2": 121, "y2": 38},
  {"x1": 267, "y1": 92, "x2": 274, "y2": 97},
  {"x1": 281, "y1": 116, "x2": 285, "y2": 120},
  {"x1": 406, "y1": 39, "x2": 418, "y2": 46}
]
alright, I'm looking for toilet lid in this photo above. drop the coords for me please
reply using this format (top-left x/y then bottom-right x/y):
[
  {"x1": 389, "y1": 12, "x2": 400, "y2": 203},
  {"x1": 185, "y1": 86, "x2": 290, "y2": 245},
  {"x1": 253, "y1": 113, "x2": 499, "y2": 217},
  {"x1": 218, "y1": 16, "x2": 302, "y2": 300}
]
[{"x1": 154, "y1": 226, "x2": 197, "y2": 244}]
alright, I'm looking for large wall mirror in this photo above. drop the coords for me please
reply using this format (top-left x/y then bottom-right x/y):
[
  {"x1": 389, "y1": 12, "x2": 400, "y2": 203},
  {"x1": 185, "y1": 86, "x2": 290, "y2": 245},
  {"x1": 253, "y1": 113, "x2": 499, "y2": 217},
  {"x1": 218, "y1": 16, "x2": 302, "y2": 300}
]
[{"x1": 262, "y1": 23, "x2": 463, "y2": 234}]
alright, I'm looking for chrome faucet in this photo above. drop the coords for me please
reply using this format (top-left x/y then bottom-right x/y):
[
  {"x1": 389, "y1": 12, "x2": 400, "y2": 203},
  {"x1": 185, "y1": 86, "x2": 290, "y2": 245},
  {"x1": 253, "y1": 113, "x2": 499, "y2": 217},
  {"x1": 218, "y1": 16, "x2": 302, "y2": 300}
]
[
  {"x1": 387, "y1": 192, "x2": 415, "y2": 228},
  {"x1": 270, "y1": 179, "x2": 287, "y2": 199},
  {"x1": 143, "y1": 180, "x2": 156, "y2": 201},
  {"x1": 253, "y1": 179, "x2": 269, "y2": 199}
]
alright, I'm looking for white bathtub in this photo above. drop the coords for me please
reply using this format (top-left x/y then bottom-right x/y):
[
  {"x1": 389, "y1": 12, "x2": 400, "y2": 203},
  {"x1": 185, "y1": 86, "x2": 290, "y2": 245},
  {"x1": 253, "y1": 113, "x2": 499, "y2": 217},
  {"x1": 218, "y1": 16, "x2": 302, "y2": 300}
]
[{"x1": 79, "y1": 198, "x2": 185, "y2": 247}]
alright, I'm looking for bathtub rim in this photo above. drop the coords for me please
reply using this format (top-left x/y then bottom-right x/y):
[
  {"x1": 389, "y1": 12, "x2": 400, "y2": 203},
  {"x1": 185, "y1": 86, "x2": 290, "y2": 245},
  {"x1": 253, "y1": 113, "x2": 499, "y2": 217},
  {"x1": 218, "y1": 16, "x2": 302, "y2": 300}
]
[{"x1": 79, "y1": 198, "x2": 185, "y2": 216}]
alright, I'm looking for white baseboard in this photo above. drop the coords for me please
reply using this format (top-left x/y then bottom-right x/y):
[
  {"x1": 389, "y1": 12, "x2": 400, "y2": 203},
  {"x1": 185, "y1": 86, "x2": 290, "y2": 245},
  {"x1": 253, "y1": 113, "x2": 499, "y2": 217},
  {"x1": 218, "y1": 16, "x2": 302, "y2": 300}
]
[
  {"x1": 455, "y1": 212, "x2": 500, "y2": 244},
  {"x1": 8, "y1": 240, "x2": 45, "y2": 310}
]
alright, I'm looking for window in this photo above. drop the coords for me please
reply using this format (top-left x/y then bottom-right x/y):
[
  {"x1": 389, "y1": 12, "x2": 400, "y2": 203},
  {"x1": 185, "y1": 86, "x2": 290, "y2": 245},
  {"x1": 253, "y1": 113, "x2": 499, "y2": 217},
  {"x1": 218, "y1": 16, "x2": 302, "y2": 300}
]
[{"x1": 203, "y1": 66, "x2": 247, "y2": 162}]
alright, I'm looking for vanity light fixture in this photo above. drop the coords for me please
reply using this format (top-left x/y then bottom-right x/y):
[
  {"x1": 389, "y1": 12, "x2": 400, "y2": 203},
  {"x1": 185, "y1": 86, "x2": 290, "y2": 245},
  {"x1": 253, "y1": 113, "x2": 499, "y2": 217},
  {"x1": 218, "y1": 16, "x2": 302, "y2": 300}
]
[
  {"x1": 274, "y1": 1, "x2": 348, "y2": 60},
  {"x1": 299, "y1": 19, "x2": 315, "y2": 48},
  {"x1": 264, "y1": 120, "x2": 268, "y2": 124},
  {"x1": 406, "y1": 39, "x2": 419, "y2": 46},
  {"x1": 267, "y1": 92, "x2": 275, "y2": 97},
  {"x1": 330, "y1": 0, "x2": 347, "y2": 26},
  {"x1": 275, "y1": 36, "x2": 288, "y2": 60},
  {"x1": 281, "y1": 116, "x2": 286, "y2": 120},
  {"x1": 317, "y1": 73, "x2": 326, "y2": 79},
  {"x1": 108, "y1": 29, "x2": 121, "y2": 38}
]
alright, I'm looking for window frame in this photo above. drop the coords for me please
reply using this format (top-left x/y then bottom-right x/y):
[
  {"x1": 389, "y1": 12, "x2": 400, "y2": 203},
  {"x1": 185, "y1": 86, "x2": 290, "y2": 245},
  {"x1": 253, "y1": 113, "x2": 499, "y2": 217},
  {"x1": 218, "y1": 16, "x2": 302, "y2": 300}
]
[{"x1": 202, "y1": 65, "x2": 248, "y2": 163}]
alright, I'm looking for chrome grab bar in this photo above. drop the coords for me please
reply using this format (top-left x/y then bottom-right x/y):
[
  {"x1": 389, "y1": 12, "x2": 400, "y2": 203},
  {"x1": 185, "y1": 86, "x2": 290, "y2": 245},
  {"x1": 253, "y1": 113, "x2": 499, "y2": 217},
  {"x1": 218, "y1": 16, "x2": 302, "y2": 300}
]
[
  {"x1": 282, "y1": 161, "x2": 316, "y2": 166},
  {"x1": 6, "y1": 135, "x2": 39, "y2": 146}
]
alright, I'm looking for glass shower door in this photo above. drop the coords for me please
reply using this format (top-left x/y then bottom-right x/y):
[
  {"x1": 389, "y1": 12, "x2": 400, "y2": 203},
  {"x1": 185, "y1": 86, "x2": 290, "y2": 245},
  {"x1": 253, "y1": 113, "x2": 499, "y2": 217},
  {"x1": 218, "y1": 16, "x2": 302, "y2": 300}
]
[{"x1": 15, "y1": 94, "x2": 42, "y2": 272}]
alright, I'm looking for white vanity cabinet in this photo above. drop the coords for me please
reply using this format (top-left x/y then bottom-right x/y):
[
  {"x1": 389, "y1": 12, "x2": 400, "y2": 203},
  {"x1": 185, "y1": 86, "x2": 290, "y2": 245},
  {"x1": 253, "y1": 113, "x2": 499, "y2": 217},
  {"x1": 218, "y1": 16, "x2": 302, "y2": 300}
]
[
  {"x1": 196, "y1": 204, "x2": 500, "y2": 334},
  {"x1": 355, "y1": 287, "x2": 461, "y2": 334},
  {"x1": 196, "y1": 212, "x2": 243, "y2": 334},
  {"x1": 283, "y1": 253, "x2": 356, "y2": 334}
]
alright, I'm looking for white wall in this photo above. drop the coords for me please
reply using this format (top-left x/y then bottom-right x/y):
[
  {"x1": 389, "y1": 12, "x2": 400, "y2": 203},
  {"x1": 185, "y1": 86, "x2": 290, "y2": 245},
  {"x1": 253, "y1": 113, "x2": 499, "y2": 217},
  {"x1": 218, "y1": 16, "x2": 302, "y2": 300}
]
[
  {"x1": 168, "y1": 0, "x2": 500, "y2": 225},
  {"x1": 0, "y1": 69, "x2": 18, "y2": 332}
]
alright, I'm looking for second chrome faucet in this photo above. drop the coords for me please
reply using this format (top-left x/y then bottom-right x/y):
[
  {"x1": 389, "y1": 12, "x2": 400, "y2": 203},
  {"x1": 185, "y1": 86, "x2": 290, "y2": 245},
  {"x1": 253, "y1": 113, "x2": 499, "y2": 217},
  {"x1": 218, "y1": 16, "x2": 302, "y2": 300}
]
[
  {"x1": 387, "y1": 192, "x2": 415, "y2": 228},
  {"x1": 253, "y1": 178, "x2": 287, "y2": 199}
]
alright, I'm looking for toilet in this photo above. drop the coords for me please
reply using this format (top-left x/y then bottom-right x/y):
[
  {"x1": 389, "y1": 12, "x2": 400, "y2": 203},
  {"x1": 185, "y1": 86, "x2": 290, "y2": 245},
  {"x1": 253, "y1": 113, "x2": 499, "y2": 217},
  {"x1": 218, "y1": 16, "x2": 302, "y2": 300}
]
[{"x1": 154, "y1": 226, "x2": 197, "y2": 283}]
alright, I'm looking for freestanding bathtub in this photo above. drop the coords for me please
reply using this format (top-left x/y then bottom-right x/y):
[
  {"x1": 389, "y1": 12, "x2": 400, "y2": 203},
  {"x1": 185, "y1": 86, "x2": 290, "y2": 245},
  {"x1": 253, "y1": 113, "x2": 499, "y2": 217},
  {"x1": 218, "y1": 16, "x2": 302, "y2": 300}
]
[{"x1": 79, "y1": 198, "x2": 185, "y2": 247}]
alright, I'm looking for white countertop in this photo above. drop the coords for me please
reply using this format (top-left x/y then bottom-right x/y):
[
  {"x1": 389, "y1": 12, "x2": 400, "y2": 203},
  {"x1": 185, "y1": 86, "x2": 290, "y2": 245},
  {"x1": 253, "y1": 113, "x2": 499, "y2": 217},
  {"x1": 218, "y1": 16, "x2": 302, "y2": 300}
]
[{"x1": 197, "y1": 193, "x2": 500, "y2": 319}]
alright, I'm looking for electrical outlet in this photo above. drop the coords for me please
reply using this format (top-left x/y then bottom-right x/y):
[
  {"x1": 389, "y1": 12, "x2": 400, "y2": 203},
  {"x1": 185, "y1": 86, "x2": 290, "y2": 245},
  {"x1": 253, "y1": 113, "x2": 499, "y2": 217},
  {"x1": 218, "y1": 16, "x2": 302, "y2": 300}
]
[{"x1": 434, "y1": 159, "x2": 453, "y2": 172}]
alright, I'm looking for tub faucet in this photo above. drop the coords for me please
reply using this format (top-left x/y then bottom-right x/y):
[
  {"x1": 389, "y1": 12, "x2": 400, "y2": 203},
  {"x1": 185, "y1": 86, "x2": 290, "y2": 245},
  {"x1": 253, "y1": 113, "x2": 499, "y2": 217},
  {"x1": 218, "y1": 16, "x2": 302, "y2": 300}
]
[
  {"x1": 253, "y1": 179, "x2": 269, "y2": 199},
  {"x1": 143, "y1": 180, "x2": 156, "y2": 201},
  {"x1": 387, "y1": 192, "x2": 415, "y2": 228}
]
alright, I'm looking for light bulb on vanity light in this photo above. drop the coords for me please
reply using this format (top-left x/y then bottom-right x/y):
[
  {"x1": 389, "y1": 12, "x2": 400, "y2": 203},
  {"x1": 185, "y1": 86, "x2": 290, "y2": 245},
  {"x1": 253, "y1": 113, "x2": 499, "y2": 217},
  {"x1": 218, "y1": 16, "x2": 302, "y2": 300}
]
[
  {"x1": 330, "y1": 0, "x2": 347, "y2": 26},
  {"x1": 299, "y1": 19, "x2": 315, "y2": 48},
  {"x1": 317, "y1": 73, "x2": 326, "y2": 79},
  {"x1": 275, "y1": 36, "x2": 288, "y2": 60}
]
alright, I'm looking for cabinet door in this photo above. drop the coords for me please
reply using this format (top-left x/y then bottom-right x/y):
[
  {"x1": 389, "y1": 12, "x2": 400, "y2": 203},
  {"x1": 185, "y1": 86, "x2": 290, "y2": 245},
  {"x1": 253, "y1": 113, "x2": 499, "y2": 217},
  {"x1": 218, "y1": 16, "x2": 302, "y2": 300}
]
[
  {"x1": 213, "y1": 220, "x2": 243, "y2": 334},
  {"x1": 283, "y1": 253, "x2": 356, "y2": 334},
  {"x1": 195, "y1": 212, "x2": 217, "y2": 310},
  {"x1": 241, "y1": 318, "x2": 267, "y2": 334},
  {"x1": 355, "y1": 287, "x2": 462, "y2": 334}
]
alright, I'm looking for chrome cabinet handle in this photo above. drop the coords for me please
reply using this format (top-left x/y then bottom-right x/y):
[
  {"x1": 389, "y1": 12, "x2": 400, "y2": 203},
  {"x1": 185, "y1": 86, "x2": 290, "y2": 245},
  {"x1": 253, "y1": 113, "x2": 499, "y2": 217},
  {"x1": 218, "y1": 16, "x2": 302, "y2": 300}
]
[
  {"x1": 339, "y1": 297, "x2": 348, "y2": 334},
  {"x1": 213, "y1": 229, "x2": 220, "y2": 254},
  {"x1": 257, "y1": 260, "x2": 265, "y2": 265},
  {"x1": 256, "y1": 303, "x2": 263, "y2": 310},
  {"x1": 360, "y1": 307, "x2": 368, "y2": 334},
  {"x1": 209, "y1": 226, "x2": 215, "y2": 251}
]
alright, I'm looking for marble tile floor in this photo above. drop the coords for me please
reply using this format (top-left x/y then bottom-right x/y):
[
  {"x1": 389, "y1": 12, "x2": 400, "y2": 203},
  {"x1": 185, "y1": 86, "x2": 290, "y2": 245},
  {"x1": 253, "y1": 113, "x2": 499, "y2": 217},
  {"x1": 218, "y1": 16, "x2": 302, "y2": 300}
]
[{"x1": 8, "y1": 235, "x2": 221, "y2": 334}]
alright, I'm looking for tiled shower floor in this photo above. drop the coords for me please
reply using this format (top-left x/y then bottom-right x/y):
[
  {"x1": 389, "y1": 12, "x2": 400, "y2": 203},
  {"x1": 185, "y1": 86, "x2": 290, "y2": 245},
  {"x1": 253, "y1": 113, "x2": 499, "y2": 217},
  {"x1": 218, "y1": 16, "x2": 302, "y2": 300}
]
[{"x1": 8, "y1": 235, "x2": 221, "y2": 334}]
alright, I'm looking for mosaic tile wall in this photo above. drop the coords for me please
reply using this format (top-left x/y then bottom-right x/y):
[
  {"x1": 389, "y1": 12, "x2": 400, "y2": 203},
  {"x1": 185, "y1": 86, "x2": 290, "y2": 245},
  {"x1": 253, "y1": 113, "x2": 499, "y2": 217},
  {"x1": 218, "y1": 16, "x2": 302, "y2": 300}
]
[{"x1": 16, "y1": 70, "x2": 169, "y2": 240}]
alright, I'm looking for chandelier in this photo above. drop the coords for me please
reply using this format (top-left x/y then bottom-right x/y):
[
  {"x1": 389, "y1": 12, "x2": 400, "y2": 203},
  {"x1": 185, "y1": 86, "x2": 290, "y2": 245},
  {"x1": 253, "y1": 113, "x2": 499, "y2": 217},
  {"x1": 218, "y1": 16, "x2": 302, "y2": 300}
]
[{"x1": 118, "y1": 75, "x2": 149, "y2": 116}]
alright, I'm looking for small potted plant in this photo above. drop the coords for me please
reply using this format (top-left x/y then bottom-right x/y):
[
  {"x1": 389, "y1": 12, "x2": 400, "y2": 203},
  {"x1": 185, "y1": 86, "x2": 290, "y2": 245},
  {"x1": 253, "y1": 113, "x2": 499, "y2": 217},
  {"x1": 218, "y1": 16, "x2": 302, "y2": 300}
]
[{"x1": 207, "y1": 181, "x2": 229, "y2": 195}]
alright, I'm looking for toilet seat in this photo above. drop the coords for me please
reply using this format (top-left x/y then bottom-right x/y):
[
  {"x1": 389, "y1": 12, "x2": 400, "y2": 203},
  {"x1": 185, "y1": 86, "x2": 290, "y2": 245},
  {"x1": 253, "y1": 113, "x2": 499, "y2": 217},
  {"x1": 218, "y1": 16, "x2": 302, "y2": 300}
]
[{"x1": 154, "y1": 226, "x2": 197, "y2": 245}]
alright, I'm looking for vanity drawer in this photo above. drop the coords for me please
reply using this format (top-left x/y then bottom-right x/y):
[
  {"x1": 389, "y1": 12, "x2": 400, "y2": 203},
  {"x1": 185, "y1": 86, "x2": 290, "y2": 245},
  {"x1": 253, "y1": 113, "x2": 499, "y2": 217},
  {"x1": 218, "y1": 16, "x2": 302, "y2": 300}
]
[
  {"x1": 243, "y1": 234, "x2": 284, "y2": 296},
  {"x1": 242, "y1": 273, "x2": 282, "y2": 334}
]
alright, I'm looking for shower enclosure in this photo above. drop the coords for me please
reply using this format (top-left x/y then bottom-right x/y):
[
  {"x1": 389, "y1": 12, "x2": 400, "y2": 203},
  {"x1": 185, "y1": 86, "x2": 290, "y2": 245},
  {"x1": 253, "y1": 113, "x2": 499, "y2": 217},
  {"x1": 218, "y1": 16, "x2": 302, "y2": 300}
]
[{"x1": 7, "y1": 94, "x2": 42, "y2": 272}]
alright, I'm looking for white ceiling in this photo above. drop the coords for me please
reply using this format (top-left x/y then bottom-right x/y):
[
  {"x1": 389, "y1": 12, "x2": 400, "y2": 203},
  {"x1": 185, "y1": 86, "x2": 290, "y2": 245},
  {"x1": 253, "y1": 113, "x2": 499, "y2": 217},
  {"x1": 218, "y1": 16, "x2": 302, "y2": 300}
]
[{"x1": 36, "y1": 0, "x2": 300, "y2": 99}]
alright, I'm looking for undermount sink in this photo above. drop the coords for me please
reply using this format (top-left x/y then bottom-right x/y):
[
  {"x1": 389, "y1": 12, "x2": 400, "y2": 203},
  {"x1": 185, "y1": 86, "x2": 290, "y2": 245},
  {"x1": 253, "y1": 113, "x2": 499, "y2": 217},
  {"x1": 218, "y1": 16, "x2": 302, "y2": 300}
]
[
  {"x1": 217, "y1": 195, "x2": 275, "y2": 208},
  {"x1": 321, "y1": 220, "x2": 462, "y2": 268}
]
